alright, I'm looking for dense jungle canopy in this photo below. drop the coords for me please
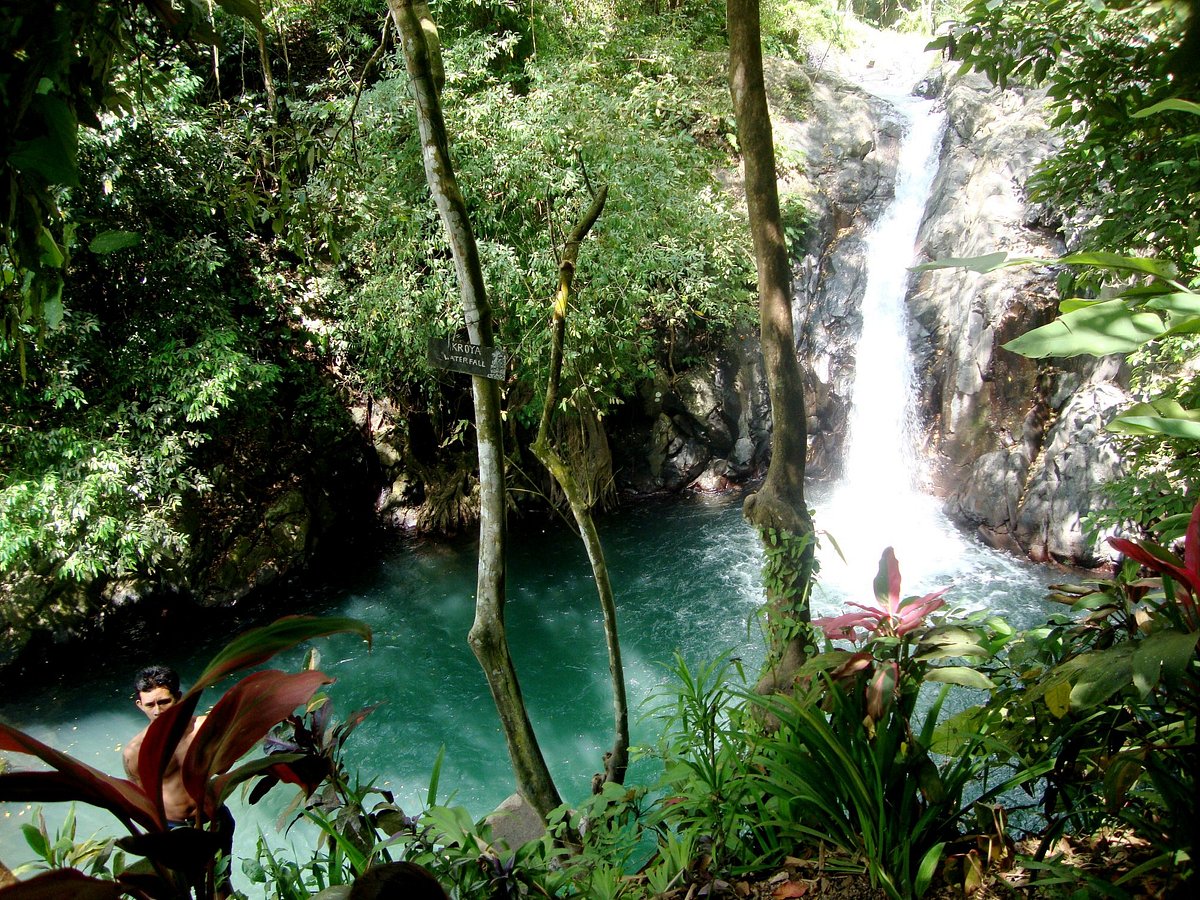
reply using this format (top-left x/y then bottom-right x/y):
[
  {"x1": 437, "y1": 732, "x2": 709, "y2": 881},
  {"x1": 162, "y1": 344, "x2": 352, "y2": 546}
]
[
  {"x1": 1, "y1": 2, "x2": 1199, "y2": 898},
  {"x1": 1, "y1": 0, "x2": 1198, "y2": 679}
]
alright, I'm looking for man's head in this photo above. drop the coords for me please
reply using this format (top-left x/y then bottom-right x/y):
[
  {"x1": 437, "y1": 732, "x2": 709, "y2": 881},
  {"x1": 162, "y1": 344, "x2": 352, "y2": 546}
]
[{"x1": 133, "y1": 665, "x2": 181, "y2": 720}]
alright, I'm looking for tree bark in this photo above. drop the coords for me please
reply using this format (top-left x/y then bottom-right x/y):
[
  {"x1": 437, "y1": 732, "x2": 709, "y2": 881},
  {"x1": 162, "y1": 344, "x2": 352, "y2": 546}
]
[
  {"x1": 727, "y1": 0, "x2": 818, "y2": 694},
  {"x1": 530, "y1": 186, "x2": 629, "y2": 789},
  {"x1": 387, "y1": 0, "x2": 561, "y2": 820}
]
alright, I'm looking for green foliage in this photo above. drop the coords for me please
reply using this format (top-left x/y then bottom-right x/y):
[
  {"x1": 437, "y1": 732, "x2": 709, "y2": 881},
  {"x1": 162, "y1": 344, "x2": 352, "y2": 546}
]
[
  {"x1": 748, "y1": 550, "x2": 1033, "y2": 898},
  {"x1": 936, "y1": 0, "x2": 1197, "y2": 263},
  {"x1": 1, "y1": 30, "x2": 363, "y2": 644},
  {"x1": 955, "y1": 504, "x2": 1200, "y2": 885},
  {"x1": 917, "y1": 244, "x2": 1200, "y2": 535},
  {"x1": 335, "y1": 9, "x2": 757, "y2": 430},
  {"x1": 641, "y1": 652, "x2": 773, "y2": 872},
  {"x1": 0, "y1": 0, "x2": 265, "y2": 359},
  {"x1": 13, "y1": 807, "x2": 124, "y2": 881}
]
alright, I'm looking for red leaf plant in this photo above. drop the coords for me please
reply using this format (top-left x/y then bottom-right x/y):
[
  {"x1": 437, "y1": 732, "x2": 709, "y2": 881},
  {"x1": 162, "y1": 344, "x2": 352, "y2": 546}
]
[
  {"x1": 0, "y1": 615, "x2": 371, "y2": 899},
  {"x1": 813, "y1": 547, "x2": 949, "y2": 642},
  {"x1": 1108, "y1": 497, "x2": 1200, "y2": 631}
]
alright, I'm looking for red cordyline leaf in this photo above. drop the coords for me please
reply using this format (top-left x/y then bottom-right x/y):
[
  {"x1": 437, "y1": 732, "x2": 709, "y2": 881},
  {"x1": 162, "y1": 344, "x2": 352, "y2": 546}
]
[
  {"x1": 814, "y1": 548, "x2": 948, "y2": 641},
  {"x1": 182, "y1": 668, "x2": 333, "y2": 815},
  {"x1": 866, "y1": 660, "x2": 899, "y2": 722},
  {"x1": 0, "y1": 723, "x2": 160, "y2": 833},
  {"x1": 192, "y1": 616, "x2": 371, "y2": 693},
  {"x1": 896, "y1": 587, "x2": 950, "y2": 634},
  {"x1": 141, "y1": 616, "x2": 368, "y2": 820},
  {"x1": 874, "y1": 547, "x2": 902, "y2": 614},
  {"x1": 136, "y1": 693, "x2": 203, "y2": 828},
  {"x1": 0, "y1": 868, "x2": 132, "y2": 900},
  {"x1": 1108, "y1": 499, "x2": 1200, "y2": 626}
]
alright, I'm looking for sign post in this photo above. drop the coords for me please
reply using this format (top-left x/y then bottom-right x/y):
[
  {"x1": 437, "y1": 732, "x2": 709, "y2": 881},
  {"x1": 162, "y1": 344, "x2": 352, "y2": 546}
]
[{"x1": 427, "y1": 338, "x2": 508, "y2": 381}]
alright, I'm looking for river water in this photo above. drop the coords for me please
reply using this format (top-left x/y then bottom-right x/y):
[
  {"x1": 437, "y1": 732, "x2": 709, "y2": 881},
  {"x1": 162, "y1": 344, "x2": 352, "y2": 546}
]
[
  {"x1": 0, "y1": 494, "x2": 1059, "y2": 878},
  {"x1": 0, "y1": 31, "x2": 1064, "y2": 890}
]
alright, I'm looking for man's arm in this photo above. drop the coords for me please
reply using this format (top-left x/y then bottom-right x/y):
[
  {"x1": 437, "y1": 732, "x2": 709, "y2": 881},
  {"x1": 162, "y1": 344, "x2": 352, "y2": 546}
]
[{"x1": 122, "y1": 732, "x2": 143, "y2": 784}]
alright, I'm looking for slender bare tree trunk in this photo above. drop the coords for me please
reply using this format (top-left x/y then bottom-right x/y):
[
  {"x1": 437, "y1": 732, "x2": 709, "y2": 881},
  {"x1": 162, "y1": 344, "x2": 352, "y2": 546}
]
[
  {"x1": 727, "y1": 0, "x2": 818, "y2": 694},
  {"x1": 530, "y1": 186, "x2": 629, "y2": 789},
  {"x1": 387, "y1": 0, "x2": 561, "y2": 819}
]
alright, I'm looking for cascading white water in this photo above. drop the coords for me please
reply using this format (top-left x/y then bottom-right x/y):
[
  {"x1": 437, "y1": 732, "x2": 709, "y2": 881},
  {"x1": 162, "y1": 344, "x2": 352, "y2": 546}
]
[
  {"x1": 811, "y1": 71, "x2": 977, "y2": 602},
  {"x1": 840, "y1": 97, "x2": 943, "y2": 496}
]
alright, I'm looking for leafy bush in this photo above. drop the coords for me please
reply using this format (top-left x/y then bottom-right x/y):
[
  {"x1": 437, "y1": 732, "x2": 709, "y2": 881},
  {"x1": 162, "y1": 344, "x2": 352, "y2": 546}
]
[{"x1": 334, "y1": 10, "x2": 757, "y2": 432}]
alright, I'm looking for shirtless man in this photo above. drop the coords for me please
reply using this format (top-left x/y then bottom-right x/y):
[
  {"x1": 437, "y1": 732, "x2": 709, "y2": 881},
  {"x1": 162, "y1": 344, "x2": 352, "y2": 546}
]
[
  {"x1": 123, "y1": 665, "x2": 233, "y2": 898},
  {"x1": 122, "y1": 665, "x2": 205, "y2": 824}
]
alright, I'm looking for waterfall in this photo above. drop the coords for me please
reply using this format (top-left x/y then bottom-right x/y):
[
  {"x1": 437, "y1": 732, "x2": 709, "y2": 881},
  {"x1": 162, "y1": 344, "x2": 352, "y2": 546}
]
[
  {"x1": 811, "y1": 78, "x2": 969, "y2": 600},
  {"x1": 840, "y1": 97, "x2": 944, "y2": 496}
]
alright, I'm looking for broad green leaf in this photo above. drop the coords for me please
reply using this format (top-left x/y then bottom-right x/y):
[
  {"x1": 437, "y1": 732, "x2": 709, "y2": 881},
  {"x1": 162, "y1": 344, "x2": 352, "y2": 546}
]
[
  {"x1": 1044, "y1": 680, "x2": 1071, "y2": 718},
  {"x1": 1002, "y1": 299, "x2": 1165, "y2": 358},
  {"x1": 1069, "y1": 649, "x2": 1133, "y2": 709},
  {"x1": 1133, "y1": 99, "x2": 1200, "y2": 118},
  {"x1": 1059, "y1": 297, "x2": 1103, "y2": 313},
  {"x1": 1056, "y1": 251, "x2": 1178, "y2": 280},
  {"x1": 20, "y1": 822, "x2": 50, "y2": 859},
  {"x1": 923, "y1": 666, "x2": 994, "y2": 690},
  {"x1": 1145, "y1": 291, "x2": 1200, "y2": 316},
  {"x1": 179, "y1": 0, "x2": 264, "y2": 29},
  {"x1": 915, "y1": 842, "x2": 947, "y2": 897},
  {"x1": 917, "y1": 251, "x2": 1179, "y2": 283},
  {"x1": 36, "y1": 228, "x2": 64, "y2": 268},
  {"x1": 1134, "y1": 630, "x2": 1200, "y2": 693},
  {"x1": 89, "y1": 231, "x2": 141, "y2": 254},
  {"x1": 41, "y1": 283, "x2": 64, "y2": 329},
  {"x1": 1108, "y1": 401, "x2": 1200, "y2": 440},
  {"x1": 913, "y1": 251, "x2": 1024, "y2": 274},
  {"x1": 8, "y1": 96, "x2": 80, "y2": 187},
  {"x1": 212, "y1": 0, "x2": 264, "y2": 26}
]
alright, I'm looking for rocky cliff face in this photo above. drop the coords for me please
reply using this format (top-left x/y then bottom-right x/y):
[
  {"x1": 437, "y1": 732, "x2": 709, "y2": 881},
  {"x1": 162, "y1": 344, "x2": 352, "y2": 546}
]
[
  {"x1": 910, "y1": 72, "x2": 1128, "y2": 565},
  {"x1": 635, "y1": 45, "x2": 1127, "y2": 567}
]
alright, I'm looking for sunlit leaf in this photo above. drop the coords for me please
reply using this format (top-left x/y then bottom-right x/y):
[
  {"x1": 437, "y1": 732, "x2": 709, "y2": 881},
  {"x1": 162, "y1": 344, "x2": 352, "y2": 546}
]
[
  {"x1": 1133, "y1": 630, "x2": 1200, "y2": 696},
  {"x1": 1044, "y1": 680, "x2": 1071, "y2": 718},
  {"x1": 1133, "y1": 98, "x2": 1200, "y2": 117},
  {"x1": 1068, "y1": 647, "x2": 1134, "y2": 709},
  {"x1": 923, "y1": 666, "x2": 994, "y2": 690},
  {"x1": 88, "y1": 231, "x2": 141, "y2": 254},
  {"x1": 193, "y1": 615, "x2": 371, "y2": 690},
  {"x1": 1002, "y1": 299, "x2": 1165, "y2": 358},
  {"x1": 912, "y1": 251, "x2": 1021, "y2": 274},
  {"x1": 1109, "y1": 400, "x2": 1200, "y2": 439}
]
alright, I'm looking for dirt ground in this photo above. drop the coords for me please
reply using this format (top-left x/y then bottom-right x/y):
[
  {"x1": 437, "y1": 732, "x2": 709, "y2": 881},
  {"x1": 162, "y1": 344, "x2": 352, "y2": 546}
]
[{"x1": 642, "y1": 829, "x2": 1189, "y2": 899}]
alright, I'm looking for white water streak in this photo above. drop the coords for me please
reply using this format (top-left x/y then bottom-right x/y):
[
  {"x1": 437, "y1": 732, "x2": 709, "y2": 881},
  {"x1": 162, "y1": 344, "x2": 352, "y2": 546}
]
[{"x1": 814, "y1": 81, "x2": 964, "y2": 598}]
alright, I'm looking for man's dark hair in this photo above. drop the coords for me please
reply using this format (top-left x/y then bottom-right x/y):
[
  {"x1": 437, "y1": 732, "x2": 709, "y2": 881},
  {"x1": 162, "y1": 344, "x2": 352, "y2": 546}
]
[{"x1": 134, "y1": 665, "x2": 181, "y2": 697}]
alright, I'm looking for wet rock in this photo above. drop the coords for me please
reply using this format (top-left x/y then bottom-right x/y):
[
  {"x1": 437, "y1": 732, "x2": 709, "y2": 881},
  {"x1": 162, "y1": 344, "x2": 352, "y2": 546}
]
[{"x1": 1013, "y1": 379, "x2": 1128, "y2": 566}]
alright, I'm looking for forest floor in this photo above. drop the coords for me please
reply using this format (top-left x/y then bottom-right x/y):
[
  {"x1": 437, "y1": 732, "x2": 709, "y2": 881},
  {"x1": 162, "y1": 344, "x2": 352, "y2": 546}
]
[{"x1": 644, "y1": 829, "x2": 1185, "y2": 899}]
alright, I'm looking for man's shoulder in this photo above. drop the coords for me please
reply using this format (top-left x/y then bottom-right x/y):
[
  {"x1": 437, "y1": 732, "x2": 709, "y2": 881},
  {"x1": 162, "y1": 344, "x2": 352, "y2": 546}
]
[{"x1": 124, "y1": 726, "x2": 148, "y2": 753}]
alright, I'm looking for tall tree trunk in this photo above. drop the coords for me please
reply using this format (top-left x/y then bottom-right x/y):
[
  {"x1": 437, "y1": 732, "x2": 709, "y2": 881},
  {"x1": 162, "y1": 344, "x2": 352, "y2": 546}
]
[
  {"x1": 387, "y1": 0, "x2": 562, "y2": 820},
  {"x1": 727, "y1": 0, "x2": 818, "y2": 694},
  {"x1": 530, "y1": 186, "x2": 630, "y2": 789}
]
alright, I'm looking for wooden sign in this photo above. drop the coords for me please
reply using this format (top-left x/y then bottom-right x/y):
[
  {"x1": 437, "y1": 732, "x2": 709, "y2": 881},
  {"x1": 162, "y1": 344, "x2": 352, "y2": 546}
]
[{"x1": 427, "y1": 337, "x2": 508, "y2": 380}]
